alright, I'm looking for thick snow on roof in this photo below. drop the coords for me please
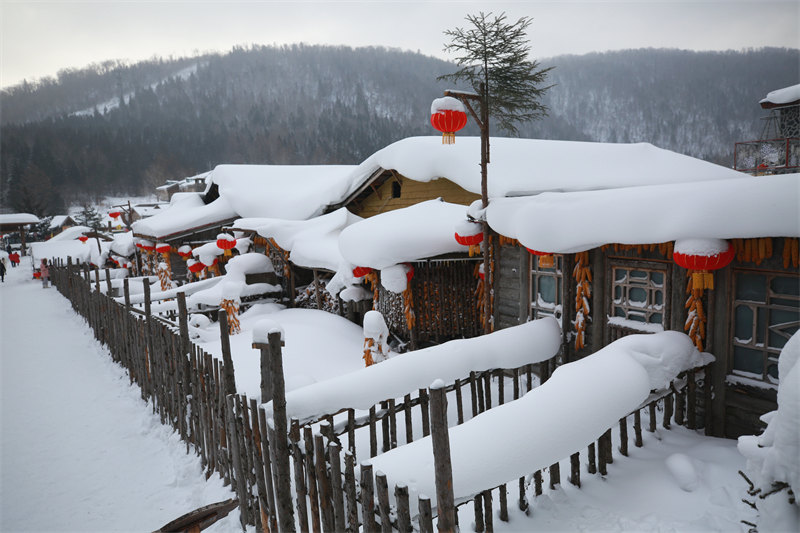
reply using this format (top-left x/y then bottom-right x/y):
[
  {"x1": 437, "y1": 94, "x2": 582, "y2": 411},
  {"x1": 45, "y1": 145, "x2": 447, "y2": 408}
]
[
  {"x1": 348, "y1": 137, "x2": 744, "y2": 199},
  {"x1": 235, "y1": 208, "x2": 361, "y2": 272},
  {"x1": 48, "y1": 215, "x2": 73, "y2": 229},
  {"x1": 488, "y1": 174, "x2": 800, "y2": 253},
  {"x1": 367, "y1": 331, "x2": 711, "y2": 514},
  {"x1": 265, "y1": 317, "x2": 562, "y2": 425},
  {"x1": 212, "y1": 164, "x2": 357, "y2": 220},
  {"x1": 131, "y1": 193, "x2": 236, "y2": 240},
  {"x1": 0, "y1": 213, "x2": 40, "y2": 225},
  {"x1": 760, "y1": 84, "x2": 800, "y2": 106},
  {"x1": 339, "y1": 199, "x2": 470, "y2": 269}
]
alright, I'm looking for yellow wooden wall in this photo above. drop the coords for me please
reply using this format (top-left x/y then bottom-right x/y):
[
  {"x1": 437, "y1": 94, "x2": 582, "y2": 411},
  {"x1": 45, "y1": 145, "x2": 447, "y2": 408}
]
[{"x1": 352, "y1": 174, "x2": 480, "y2": 218}]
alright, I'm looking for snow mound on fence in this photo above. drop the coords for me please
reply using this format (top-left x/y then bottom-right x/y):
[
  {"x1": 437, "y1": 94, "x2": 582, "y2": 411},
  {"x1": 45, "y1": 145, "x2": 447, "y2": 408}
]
[
  {"x1": 264, "y1": 317, "x2": 562, "y2": 425},
  {"x1": 366, "y1": 331, "x2": 710, "y2": 516}
]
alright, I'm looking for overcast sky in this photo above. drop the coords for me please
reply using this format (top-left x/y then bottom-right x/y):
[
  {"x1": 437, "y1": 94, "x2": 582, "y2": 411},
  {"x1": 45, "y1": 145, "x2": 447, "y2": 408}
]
[{"x1": 1, "y1": 0, "x2": 797, "y2": 88}]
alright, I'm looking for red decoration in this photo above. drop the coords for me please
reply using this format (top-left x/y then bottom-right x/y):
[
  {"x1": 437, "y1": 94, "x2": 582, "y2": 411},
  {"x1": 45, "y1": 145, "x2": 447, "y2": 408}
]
[
  {"x1": 187, "y1": 259, "x2": 205, "y2": 273},
  {"x1": 431, "y1": 109, "x2": 468, "y2": 145},
  {"x1": 674, "y1": 241, "x2": 734, "y2": 290},
  {"x1": 155, "y1": 242, "x2": 171, "y2": 254},
  {"x1": 353, "y1": 266, "x2": 373, "y2": 278},
  {"x1": 177, "y1": 247, "x2": 193, "y2": 259},
  {"x1": 216, "y1": 234, "x2": 237, "y2": 257},
  {"x1": 109, "y1": 211, "x2": 121, "y2": 219},
  {"x1": 404, "y1": 263, "x2": 415, "y2": 284},
  {"x1": 33, "y1": 272, "x2": 42, "y2": 279},
  {"x1": 454, "y1": 231, "x2": 483, "y2": 247},
  {"x1": 78, "y1": 236, "x2": 88, "y2": 243}
]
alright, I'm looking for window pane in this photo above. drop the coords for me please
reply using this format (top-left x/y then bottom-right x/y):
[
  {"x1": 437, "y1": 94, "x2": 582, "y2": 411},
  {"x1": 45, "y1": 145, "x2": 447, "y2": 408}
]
[
  {"x1": 654, "y1": 290, "x2": 664, "y2": 306},
  {"x1": 650, "y1": 313, "x2": 663, "y2": 325},
  {"x1": 629, "y1": 287, "x2": 647, "y2": 306},
  {"x1": 736, "y1": 273, "x2": 767, "y2": 302},
  {"x1": 767, "y1": 362, "x2": 779, "y2": 382},
  {"x1": 538, "y1": 276, "x2": 556, "y2": 305},
  {"x1": 615, "y1": 269, "x2": 626, "y2": 282},
  {"x1": 651, "y1": 271, "x2": 664, "y2": 286},
  {"x1": 630, "y1": 270, "x2": 648, "y2": 281},
  {"x1": 734, "y1": 305, "x2": 754, "y2": 342},
  {"x1": 733, "y1": 346, "x2": 764, "y2": 376},
  {"x1": 771, "y1": 276, "x2": 800, "y2": 297},
  {"x1": 614, "y1": 285, "x2": 622, "y2": 300}
]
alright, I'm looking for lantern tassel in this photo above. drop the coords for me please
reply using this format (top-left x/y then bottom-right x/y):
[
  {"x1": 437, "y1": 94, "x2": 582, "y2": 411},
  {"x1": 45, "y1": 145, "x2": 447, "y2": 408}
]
[
  {"x1": 442, "y1": 132, "x2": 456, "y2": 145},
  {"x1": 224, "y1": 248, "x2": 232, "y2": 257}
]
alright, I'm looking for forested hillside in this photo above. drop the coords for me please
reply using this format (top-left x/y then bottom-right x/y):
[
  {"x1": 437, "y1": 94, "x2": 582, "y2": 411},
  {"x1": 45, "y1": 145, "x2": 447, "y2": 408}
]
[{"x1": 1, "y1": 44, "x2": 797, "y2": 215}]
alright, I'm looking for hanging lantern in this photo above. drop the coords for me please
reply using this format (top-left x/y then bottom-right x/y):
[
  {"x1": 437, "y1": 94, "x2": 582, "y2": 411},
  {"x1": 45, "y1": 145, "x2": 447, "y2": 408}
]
[
  {"x1": 673, "y1": 239, "x2": 734, "y2": 290},
  {"x1": 454, "y1": 220, "x2": 483, "y2": 257},
  {"x1": 109, "y1": 211, "x2": 122, "y2": 230},
  {"x1": 78, "y1": 236, "x2": 88, "y2": 243},
  {"x1": 155, "y1": 242, "x2": 171, "y2": 254},
  {"x1": 526, "y1": 248, "x2": 555, "y2": 269},
  {"x1": 177, "y1": 245, "x2": 193, "y2": 259},
  {"x1": 404, "y1": 263, "x2": 415, "y2": 284},
  {"x1": 431, "y1": 96, "x2": 468, "y2": 144},
  {"x1": 478, "y1": 262, "x2": 485, "y2": 281},
  {"x1": 140, "y1": 240, "x2": 155, "y2": 252},
  {"x1": 187, "y1": 259, "x2": 205, "y2": 274},
  {"x1": 353, "y1": 266, "x2": 374, "y2": 278},
  {"x1": 216, "y1": 233, "x2": 237, "y2": 257}
]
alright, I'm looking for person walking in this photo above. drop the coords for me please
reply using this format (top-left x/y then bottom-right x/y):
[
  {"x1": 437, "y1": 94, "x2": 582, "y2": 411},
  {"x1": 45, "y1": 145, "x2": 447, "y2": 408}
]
[
  {"x1": 0, "y1": 257, "x2": 6, "y2": 282},
  {"x1": 40, "y1": 259, "x2": 49, "y2": 288}
]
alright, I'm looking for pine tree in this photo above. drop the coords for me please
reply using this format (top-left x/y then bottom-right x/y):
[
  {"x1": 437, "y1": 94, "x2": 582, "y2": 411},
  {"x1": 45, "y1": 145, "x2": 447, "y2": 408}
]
[
  {"x1": 76, "y1": 204, "x2": 103, "y2": 229},
  {"x1": 438, "y1": 12, "x2": 553, "y2": 135}
]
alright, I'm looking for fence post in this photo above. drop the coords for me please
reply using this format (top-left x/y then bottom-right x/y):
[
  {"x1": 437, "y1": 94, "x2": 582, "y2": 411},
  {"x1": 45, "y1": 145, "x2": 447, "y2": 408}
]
[
  {"x1": 268, "y1": 330, "x2": 295, "y2": 532},
  {"x1": 429, "y1": 381, "x2": 455, "y2": 533},
  {"x1": 360, "y1": 463, "x2": 377, "y2": 533},
  {"x1": 218, "y1": 309, "x2": 237, "y2": 397}
]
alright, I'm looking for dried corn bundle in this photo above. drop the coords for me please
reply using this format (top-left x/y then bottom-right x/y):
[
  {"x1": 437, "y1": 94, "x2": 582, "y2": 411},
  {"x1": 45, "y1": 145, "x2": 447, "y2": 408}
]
[
  {"x1": 684, "y1": 271, "x2": 706, "y2": 351},
  {"x1": 573, "y1": 251, "x2": 592, "y2": 351},
  {"x1": 402, "y1": 285, "x2": 415, "y2": 330},
  {"x1": 364, "y1": 271, "x2": 380, "y2": 309},
  {"x1": 156, "y1": 260, "x2": 172, "y2": 292},
  {"x1": 220, "y1": 298, "x2": 241, "y2": 335},
  {"x1": 734, "y1": 237, "x2": 775, "y2": 266},
  {"x1": 498, "y1": 235, "x2": 519, "y2": 247},
  {"x1": 362, "y1": 338, "x2": 375, "y2": 366},
  {"x1": 783, "y1": 237, "x2": 799, "y2": 269}
]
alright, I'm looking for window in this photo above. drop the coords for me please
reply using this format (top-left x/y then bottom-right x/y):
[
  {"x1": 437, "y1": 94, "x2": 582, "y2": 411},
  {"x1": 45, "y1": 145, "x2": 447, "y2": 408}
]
[
  {"x1": 530, "y1": 254, "x2": 563, "y2": 321},
  {"x1": 610, "y1": 264, "x2": 667, "y2": 330},
  {"x1": 391, "y1": 180, "x2": 402, "y2": 199},
  {"x1": 732, "y1": 271, "x2": 799, "y2": 383}
]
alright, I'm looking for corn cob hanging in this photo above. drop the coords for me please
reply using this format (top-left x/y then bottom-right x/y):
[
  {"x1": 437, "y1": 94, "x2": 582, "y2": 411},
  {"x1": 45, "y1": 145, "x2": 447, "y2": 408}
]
[{"x1": 573, "y1": 251, "x2": 592, "y2": 351}]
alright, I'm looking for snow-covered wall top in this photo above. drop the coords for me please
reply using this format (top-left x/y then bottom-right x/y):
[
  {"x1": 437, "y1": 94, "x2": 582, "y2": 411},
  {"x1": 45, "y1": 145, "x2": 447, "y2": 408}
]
[
  {"x1": 346, "y1": 136, "x2": 744, "y2": 200},
  {"x1": 367, "y1": 331, "x2": 712, "y2": 515},
  {"x1": 338, "y1": 199, "x2": 471, "y2": 269},
  {"x1": 0, "y1": 213, "x2": 40, "y2": 225},
  {"x1": 131, "y1": 193, "x2": 236, "y2": 240},
  {"x1": 264, "y1": 317, "x2": 561, "y2": 425},
  {"x1": 487, "y1": 174, "x2": 800, "y2": 253},
  {"x1": 212, "y1": 164, "x2": 357, "y2": 220},
  {"x1": 760, "y1": 83, "x2": 800, "y2": 106},
  {"x1": 235, "y1": 208, "x2": 361, "y2": 272}
]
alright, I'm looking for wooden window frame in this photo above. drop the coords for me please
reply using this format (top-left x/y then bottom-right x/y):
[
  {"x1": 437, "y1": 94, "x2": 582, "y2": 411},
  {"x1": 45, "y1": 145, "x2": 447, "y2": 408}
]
[
  {"x1": 607, "y1": 259, "x2": 670, "y2": 335},
  {"x1": 730, "y1": 268, "x2": 800, "y2": 384},
  {"x1": 529, "y1": 254, "x2": 564, "y2": 322}
]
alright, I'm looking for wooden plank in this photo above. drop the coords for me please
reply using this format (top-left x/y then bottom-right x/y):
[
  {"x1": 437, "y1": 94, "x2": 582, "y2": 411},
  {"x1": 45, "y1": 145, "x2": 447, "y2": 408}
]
[
  {"x1": 417, "y1": 496, "x2": 433, "y2": 533},
  {"x1": 395, "y1": 484, "x2": 411, "y2": 533},
  {"x1": 314, "y1": 434, "x2": 335, "y2": 533},
  {"x1": 328, "y1": 443, "x2": 346, "y2": 533},
  {"x1": 344, "y1": 453, "x2": 359, "y2": 533},
  {"x1": 429, "y1": 384, "x2": 455, "y2": 532},
  {"x1": 375, "y1": 472, "x2": 391, "y2": 533}
]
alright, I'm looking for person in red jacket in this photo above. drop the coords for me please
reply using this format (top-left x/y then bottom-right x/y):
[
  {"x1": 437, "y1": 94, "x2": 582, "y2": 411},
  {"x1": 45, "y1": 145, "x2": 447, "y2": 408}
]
[{"x1": 40, "y1": 259, "x2": 50, "y2": 288}]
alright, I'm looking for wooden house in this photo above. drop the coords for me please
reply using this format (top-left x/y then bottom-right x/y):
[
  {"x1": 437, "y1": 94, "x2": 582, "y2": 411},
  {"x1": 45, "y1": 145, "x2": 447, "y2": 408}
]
[{"x1": 486, "y1": 173, "x2": 799, "y2": 439}]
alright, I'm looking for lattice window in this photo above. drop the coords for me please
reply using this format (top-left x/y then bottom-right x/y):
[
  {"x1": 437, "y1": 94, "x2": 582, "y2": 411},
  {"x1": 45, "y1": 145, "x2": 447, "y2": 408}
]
[
  {"x1": 530, "y1": 254, "x2": 563, "y2": 321},
  {"x1": 732, "y1": 271, "x2": 799, "y2": 384},
  {"x1": 610, "y1": 264, "x2": 667, "y2": 330}
]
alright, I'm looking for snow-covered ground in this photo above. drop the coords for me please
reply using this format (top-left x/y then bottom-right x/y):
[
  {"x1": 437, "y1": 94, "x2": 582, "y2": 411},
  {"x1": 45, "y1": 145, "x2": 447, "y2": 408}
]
[
  {"x1": 0, "y1": 264, "x2": 241, "y2": 532},
  {"x1": 0, "y1": 261, "x2": 768, "y2": 532}
]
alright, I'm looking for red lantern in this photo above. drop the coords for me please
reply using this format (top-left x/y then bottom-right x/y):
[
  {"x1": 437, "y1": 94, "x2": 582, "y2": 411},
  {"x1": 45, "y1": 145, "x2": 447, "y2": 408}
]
[
  {"x1": 187, "y1": 259, "x2": 205, "y2": 273},
  {"x1": 109, "y1": 211, "x2": 121, "y2": 219},
  {"x1": 431, "y1": 97, "x2": 468, "y2": 144},
  {"x1": 674, "y1": 240, "x2": 734, "y2": 290},
  {"x1": 78, "y1": 236, "x2": 88, "y2": 243},
  {"x1": 177, "y1": 245, "x2": 193, "y2": 259},
  {"x1": 526, "y1": 248, "x2": 555, "y2": 269},
  {"x1": 139, "y1": 240, "x2": 155, "y2": 252},
  {"x1": 216, "y1": 233, "x2": 237, "y2": 257},
  {"x1": 353, "y1": 266, "x2": 373, "y2": 278},
  {"x1": 155, "y1": 242, "x2": 171, "y2": 254},
  {"x1": 454, "y1": 231, "x2": 483, "y2": 247},
  {"x1": 404, "y1": 263, "x2": 415, "y2": 284}
]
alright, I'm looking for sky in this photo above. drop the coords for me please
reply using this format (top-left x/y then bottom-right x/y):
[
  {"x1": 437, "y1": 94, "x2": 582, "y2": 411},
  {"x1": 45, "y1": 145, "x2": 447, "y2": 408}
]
[{"x1": 1, "y1": 0, "x2": 797, "y2": 89}]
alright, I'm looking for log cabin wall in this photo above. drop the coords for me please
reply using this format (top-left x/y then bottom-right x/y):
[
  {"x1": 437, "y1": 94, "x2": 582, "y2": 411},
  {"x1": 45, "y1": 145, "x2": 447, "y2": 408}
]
[
  {"x1": 351, "y1": 174, "x2": 480, "y2": 219},
  {"x1": 494, "y1": 237, "x2": 800, "y2": 439}
]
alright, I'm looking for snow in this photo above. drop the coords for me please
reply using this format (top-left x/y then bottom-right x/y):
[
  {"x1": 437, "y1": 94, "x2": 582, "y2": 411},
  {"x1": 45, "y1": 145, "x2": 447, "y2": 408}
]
[
  {"x1": 0, "y1": 213, "x2": 40, "y2": 225},
  {"x1": 380, "y1": 263, "x2": 411, "y2": 293},
  {"x1": 266, "y1": 317, "x2": 562, "y2": 425},
  {"x1": 0, "y1": 264, "x2": 240, "y2": 531},
  {"x1": 665, "y1": 453, "x2": 700, "y2": 492},
  {"x1": 366, "y1": 331, "x2": 711, "y2": 514},
  {"x1": 109, "y1": 230, "x2": 136, "y2": 257},
  {"x1": 131, "y1": 193, "x2": 236, "y2": 240},
  {"x1": 48, "y1": 215, "x2": 72, "y2": 229},
  {"x1": 488, "y1": 173, "x2": 800, "y2": 253},
  {"x1": 674, "y1": 238, "x2": 730, "y2": 256},
  {"x1": 431, "y1": 96, "x2": 466, "y2": 114},
  {"x1": 760, "y1": 83, "x2": 800, "y2": 106},
  {"x1": 346, "y1": 136, "x2": 744, "y2": 201},
  {"x1": 235, "y1": 207, "x2": 361, "y2": 272},
  {"x1": 253, "y1": 318, "x2": 285, "y2": 343},
  {"x1": 338, "y1": 199, "x2": 471, "y2": 270},
  {"x1": 211, "y1": 164, "x2": 357, "y2": 220}
]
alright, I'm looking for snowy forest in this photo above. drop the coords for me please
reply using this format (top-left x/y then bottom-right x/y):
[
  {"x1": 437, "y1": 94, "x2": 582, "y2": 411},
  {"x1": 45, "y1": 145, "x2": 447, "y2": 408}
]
[{"x1": 1, "y1": 45, "x2": 797, "y2": 215}]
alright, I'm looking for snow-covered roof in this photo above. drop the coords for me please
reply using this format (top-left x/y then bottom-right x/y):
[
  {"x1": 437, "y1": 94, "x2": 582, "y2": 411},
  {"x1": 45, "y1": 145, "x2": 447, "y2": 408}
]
[
  {"x1": 131, "y1": 193, "x2": 237, "y2": 241},
  {"x1": 338, "y1": 199, "x2": 472, "y2": 270},
  {"x1": 212, "y1": 164, "x2": 357, "y2": 220},
  {"x1": 49, "y1": 215, "x2": 74, "y2": 229},
  {"x1": 346, "y1": 137, "x2": 745, "y2": 200},
  {"x1": 760, "y1": 84, "x2": 800, "y2": 107},
  {"x1": 0, "y1": 213, "x2": 40, "y2": 226},
  {"x1": 132, "y1": 203, "x2": 168, "y2": 218},
  {"x1": 487, "y1": 174, "x2": 800, "y2": 253},
  {"x1": 234, "y1": 207, "x2": 361, "y2": 272}
]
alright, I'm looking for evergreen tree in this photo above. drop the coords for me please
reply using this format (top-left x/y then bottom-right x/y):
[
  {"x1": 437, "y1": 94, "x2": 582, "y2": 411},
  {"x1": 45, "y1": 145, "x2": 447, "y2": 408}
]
[
  {"x1": 438, "y1": 12, "x2": 553, "y2": 135},
  {"x1": 76, "y1": 203, "x2": 103, "y2": 229}
]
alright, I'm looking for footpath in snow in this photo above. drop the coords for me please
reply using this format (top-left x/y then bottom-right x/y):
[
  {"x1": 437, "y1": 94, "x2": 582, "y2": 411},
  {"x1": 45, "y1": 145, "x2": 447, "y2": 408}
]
[{"x1": 0, "y1": 264, "x2": 240, "y2": 532}]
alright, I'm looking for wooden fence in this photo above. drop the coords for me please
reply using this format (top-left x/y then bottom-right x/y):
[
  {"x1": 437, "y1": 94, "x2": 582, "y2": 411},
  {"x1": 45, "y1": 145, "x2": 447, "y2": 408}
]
[{"x1": 49, "y1": 260, "x2": 712, "y2": 533}]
